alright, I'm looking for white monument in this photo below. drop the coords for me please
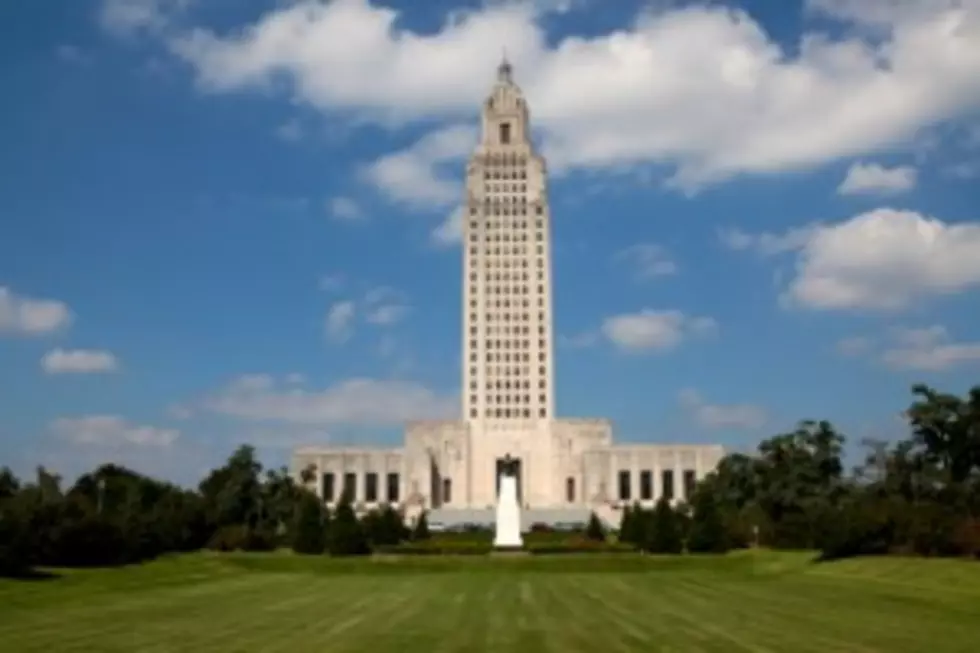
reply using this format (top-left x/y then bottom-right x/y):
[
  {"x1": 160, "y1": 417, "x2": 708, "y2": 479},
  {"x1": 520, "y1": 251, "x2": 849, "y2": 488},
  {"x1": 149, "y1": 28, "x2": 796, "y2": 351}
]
[
  {"x1": 291, "y1": 60, "x2": 725, "y2": 529},
  {"x1": 493, "y1": 457, "x2": 523, "y2": 548}
]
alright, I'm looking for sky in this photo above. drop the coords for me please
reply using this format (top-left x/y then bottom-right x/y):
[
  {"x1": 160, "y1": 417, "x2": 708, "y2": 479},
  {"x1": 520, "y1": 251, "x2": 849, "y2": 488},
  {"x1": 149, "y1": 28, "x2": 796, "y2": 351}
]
[{"x1": 1, "y1": 0, "x2": 979, "y2": 487}]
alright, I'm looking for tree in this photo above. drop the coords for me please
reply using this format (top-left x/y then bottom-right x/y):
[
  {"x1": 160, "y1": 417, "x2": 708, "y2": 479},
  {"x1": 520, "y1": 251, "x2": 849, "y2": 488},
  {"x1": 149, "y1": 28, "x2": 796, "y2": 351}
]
[
  {"x1": 412, "y1": 511, "x2": 431, "y2": 541},
  {"x1": 618, "y1": 503, "x2": 646, "y2": 545},
  {"x1": 328, "y1": 492, "x2": 369, "y2": 556},
  {"x1": 687, "y1": 486, "x2": 730, "y2": 554},
  {"x1": 292, "y1": 492, "x2": 328, "y2": 555},
  {"x1": 585, "y1": 511, "x2": 606, "y2": 542},
  {"x1": 645, "y1": 497, "x2": 682, "y2": 554}
]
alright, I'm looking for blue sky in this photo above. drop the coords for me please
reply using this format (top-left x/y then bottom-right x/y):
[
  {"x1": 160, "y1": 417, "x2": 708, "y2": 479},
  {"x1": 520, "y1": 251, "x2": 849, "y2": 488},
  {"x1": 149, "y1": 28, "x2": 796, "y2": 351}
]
[{"x1": 1, "y1": 0, "x2": 979, "y2": 486}]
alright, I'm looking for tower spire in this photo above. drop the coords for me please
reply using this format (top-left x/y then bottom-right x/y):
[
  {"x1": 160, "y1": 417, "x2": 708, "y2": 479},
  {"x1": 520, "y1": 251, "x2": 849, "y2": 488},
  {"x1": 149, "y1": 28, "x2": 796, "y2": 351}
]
[{"x1": 497, "y1": 50, "x2": 513, "y2": 84}]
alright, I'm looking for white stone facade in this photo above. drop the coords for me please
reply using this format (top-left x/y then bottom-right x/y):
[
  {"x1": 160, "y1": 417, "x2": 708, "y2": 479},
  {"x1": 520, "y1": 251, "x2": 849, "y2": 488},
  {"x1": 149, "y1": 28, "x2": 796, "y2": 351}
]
[{"x1": 291, "y1": 62, "x2": 724, "y2": 527}]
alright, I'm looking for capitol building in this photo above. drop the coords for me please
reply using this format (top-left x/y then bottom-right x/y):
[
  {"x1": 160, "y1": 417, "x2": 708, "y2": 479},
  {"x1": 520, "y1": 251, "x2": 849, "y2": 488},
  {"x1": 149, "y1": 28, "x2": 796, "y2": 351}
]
[{"x1": 292, "y1": 61, "x2": 724, "y2": 528}]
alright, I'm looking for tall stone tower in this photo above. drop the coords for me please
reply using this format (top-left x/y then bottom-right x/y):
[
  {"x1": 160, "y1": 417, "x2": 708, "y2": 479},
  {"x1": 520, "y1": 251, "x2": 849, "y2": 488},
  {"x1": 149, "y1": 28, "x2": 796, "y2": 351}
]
[{"x1": 461, "y1": 59, "x2": 555, "y2": 426}]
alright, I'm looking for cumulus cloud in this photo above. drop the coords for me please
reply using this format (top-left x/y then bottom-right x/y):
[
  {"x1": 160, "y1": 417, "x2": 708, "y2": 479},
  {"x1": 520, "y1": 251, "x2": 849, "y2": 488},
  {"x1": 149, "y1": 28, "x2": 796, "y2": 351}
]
[
  {"x1": 601, "y1": 309, "x2": 717, "y2": 352},
  {"x1": 41, "y1": 349, "x2": 120, "y2": 374},
  {"x1": 169, "y1": 0, "x2": 980, "y2": 190},
  {"x1": 100, "y1": 0, "x2": 192, "y2": 37},
  {"x1": 881, "y1": 325, "x2": 980, "y2": 371},
  {"x1": 725, "y1": 209, "x2": 980, "y2": 310},
  {"x1": 50, "y1": 415, "x2": 179, "y2": 448},
  {"x1": 678, "y1": 388, "x2": 768, "y2": 429},
  {"x1": 614, "y1": 243, "x2": 678, "y2": 279},
  {"x1": 431, "y1": 206, "x2": 464, "y2": 247},
  {"x1": 204, "y1": 374, "x2": 457, "y2": 426},
  {"x1": 837, "y1": 162, "x2": 917, "y2": 195},
  {"x1": 362, "y1": 286, "x2": 410, "y2": 326},
  {"x1": 0, "y1": 286, "x2": 73, "y2": 336},
  {"x1": 325, "y1": 300, "x2": 356, "y2": 342},
  {"x1": 327, "y1": 196, "x2": 364, "y2": 221},
  {"x1": 362, "y1": 124, "x2": 475, "y2": 208}
]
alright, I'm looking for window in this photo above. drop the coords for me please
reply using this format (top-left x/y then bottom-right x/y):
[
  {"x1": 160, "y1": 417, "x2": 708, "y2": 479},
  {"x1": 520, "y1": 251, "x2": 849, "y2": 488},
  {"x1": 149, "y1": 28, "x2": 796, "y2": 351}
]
[
  {"x1": 321, "y1": 473, "x2": 335, "y2": 502},
  {"x1": 470, "y1": 408, "x2": 477, "y2": 418},
  {"x1": 386, "y1": 473, "x2": 400, "y2": 502},
  {"x1": 365, "y1": 472, "x2": 378, "y2": 503},
  {"x1": 683, "y1": 469, "x2": 697, "y2": 499},
  {"x1": 661, "y1": 470, "x2": 674, "y2": 501},
  {"x1": 442, "y1": 478, "x2": 452, "y2": 504},
  {"x1": 539, "y1": 408, "x2": 546, "y2": 417},
  {"x1": 640, "y1": 470, "x2": 653, "y2": 500},
  {"x1": 618, "y1": 470, "x2": 631, "y2": 501},
  {"x1": 566, "y1": 477, "x2": 576, "y2": 503},
  {"x1": 343, "y1": 472, "x2": 357, "y2": 502},
  {"x1": 500, "y1": 122, "x2": 511, "y2": 144}
]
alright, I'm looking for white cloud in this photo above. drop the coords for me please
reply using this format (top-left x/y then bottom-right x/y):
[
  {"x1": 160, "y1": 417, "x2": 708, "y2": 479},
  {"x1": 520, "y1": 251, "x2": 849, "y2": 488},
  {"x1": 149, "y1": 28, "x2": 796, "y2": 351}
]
[
  {"x1": 601, "y1": 309, "x2": 716, "y2": 352},
  {"x1": 41, "y1": 348, "x2": 120, "y2": 374},
  {"x1": 880, "y1": 325, "x2": 980, "y2": 371},
  {"x1": 327, "y1": 196, "x2": 364, "y2": 221},
  {"x1": 100, "y1": 0, "x2": 192, "y2": 37},
  {"x1": 837, "y1": 162, "x2": 917, "y2": 195},
  {"x1": 727, "y1": 209, "x2": 980, "y2": 310},
  {"x1": 783, "y1": 209, "x2": 980, "y2": 310},
  {"x1": 0, "y1": 286, "x2": 73, "y2": 336},
  {"x1": 205, "y1": 374, "x2": 457, "y2": 426},
  {"x1": 614, "y1": 243, "x2": 677, "y2": 279},
  {"x1": 362, "y1": 124, "x2": 474, "y2": 208},
  {"x1": 171, "y1": 0, "x2": 980, "y2": 190},
  {"x1": 319, "y1": 273, "x2": 345, "y2": 292},
  {"x1": 50, "y1": 415, "x2": 179, "y2": 448},
  {"x1": 431, "y1": 206, "x2": 464, "y2": 247},
  {"x1": 325, "y1": 300, "x2": 356, "y2": 342},
  {"x1": 835, "y1": 336, "x2": 872, "y2": 356},
  {"x1": 719, "y1": 224, "x2": 820, "y2": 256},
  {"x1": 678, "y1": 388, "x2": 768, "y2": 429},
  {"x1": 275, "y1": 119, "x2": 303, "y2": 142},
  {"x1": 362, "y1": 286, "x2": 410, "y2": 325}
]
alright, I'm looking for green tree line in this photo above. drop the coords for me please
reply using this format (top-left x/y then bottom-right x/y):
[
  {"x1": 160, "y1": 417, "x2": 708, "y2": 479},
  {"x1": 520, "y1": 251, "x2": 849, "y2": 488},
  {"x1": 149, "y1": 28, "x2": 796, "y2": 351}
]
[
  {"x1": 2, "y1": 383, "x2": 978, "y2": 576},
  {"x1": 617, "y1": 383, "x2": 980, "y2": 558}
]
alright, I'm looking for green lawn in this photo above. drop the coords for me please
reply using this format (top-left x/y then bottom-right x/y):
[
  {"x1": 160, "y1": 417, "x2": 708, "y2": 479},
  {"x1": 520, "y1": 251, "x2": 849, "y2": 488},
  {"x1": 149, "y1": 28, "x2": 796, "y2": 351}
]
[{"x1": 2, "y1": 551, "x2": 979, "y2": 652}]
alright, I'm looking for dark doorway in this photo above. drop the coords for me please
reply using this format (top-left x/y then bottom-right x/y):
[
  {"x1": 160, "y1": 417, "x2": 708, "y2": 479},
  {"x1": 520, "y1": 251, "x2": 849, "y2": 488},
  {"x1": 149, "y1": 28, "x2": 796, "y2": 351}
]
[{"x1": 495, "y1": 456, "x2": 522, "y2": 504}]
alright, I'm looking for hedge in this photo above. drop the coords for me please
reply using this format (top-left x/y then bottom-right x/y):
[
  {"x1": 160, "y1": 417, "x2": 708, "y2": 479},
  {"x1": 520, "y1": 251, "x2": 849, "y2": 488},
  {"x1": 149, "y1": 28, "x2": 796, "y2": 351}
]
[{"x1": 373, "y1": 539, "x2": 637, "y2": 556}]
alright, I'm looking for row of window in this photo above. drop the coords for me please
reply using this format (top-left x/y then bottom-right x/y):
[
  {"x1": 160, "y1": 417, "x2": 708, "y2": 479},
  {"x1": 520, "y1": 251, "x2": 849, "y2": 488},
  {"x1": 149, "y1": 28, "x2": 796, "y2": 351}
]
[
  {"x1": 469, "y1": 325, "x2": 547, "y2": 336},
  {"x1": 470, "y1": 245, "x2": 545, "y2": 255},
  {"x1": 471, "y1": 393, "x2": 548, "y2": 404},
  {"x1": 470, "y1": 365, "x2": 542, "y2": 377},
  {"x1": 484, "y1": 170, "x2": 527, "y2": 180},
  {"x1": 469, "y1": 299, "x2": 546, "y2": 310},
  {"x1": 484, "y1": 184, "x2": 527, "y2": 193},
  {"x1": 469, "y1": 380, "x2": 547, "y2": 390},
  {"x1": 469, "y1": 312, "x2": 548, "y2": 323},
  {"x1": 472, "y1": 408, "x2": 548, "y2": 418},
  {"x1": 321, "y1": 471, "x2": 400, "y2": 504},
  {"x1": 469, "y1": 257, "x2": 542, "y2": 270},
  {"x1": 470, "y1": 220, "x2": 545, "y2": 230},
  {"x1": 616, "y1": 469, "x2": 697, "y2": 502},
  {"x1": 469, "y1": 272, "x2": 544, "y2": 282},
  {"x1": 470, "y1": 339, "x2": 548, "y2": 349},
  {"x1": 478, "y1": 353, "x2": 548, "y2": 364},
  {"x1": 476, "y1": 151, "x2": 526, "y2": 166},
  {"x1": 470, "y1": 232, "x2": 544, "y2": 243},
  {"x1": 470, "y1": 205, "x2": 545, "y2": 218}
]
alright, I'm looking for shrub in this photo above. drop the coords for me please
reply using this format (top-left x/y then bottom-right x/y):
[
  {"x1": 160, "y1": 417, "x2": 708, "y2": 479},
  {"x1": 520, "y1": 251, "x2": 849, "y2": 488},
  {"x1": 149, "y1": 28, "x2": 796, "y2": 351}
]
[
  {"x1": 645, "y1": 497, "x2": 683, "y2": 554},
  {"x1": 687, "y1": 488, "x2": 731, "y2": 554},
  {"x1": 328, "y1": 495, "x2": 370, "y2": 556},
  {"x1": 411, "y1": 511, "x2": 431, "y2": 541},
  {"x1": 292, "y1": 492, "x2": 328, "y2": 555},
  {"x1": 585, "y1": 512, "x2": 606, "y2": 542}
]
